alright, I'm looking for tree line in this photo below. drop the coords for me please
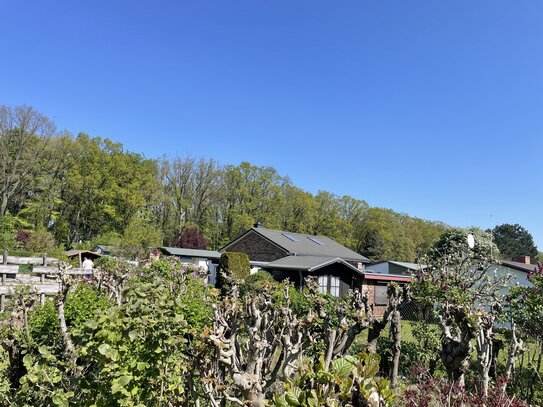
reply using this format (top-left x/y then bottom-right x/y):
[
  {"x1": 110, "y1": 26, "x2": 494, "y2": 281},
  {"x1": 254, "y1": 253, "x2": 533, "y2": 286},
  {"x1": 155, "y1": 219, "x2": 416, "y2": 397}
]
[{"x1": 0, "y1": 104, "x2": 538, "y2": 262}]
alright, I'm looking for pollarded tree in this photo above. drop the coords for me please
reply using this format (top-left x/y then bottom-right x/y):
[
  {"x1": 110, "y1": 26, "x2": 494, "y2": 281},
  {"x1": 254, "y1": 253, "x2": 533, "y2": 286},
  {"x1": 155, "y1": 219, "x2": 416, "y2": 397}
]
[
  {"x1": 201, "y1": 276, "x2": 375, "y2": 405},
  {"x1": 411, "y1": 228, "x2": 507, "y2": 392},
  {"x1": 506, "y1": 263, "x2": 543, "y2": 401},
  {"x1": 492, "y1": 223, "x2": 538, "y2": 261}
]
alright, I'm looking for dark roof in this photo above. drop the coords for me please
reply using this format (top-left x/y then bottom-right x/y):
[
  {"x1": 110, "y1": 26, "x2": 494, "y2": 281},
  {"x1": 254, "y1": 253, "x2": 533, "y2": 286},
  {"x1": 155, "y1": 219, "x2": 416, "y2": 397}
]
[
  {"x1": 500, "y1": 260, "x2": 537, "y2": 273},
  {"x1": 263, "y1": 255, "x2": 363, "y2": 274},
  {"x1": 225, "y1": 227, "x2": 370, "y2": 263},
  {"x1": 65, "y1": 250, "x2": 102, "y2": 260},
  {"x1": 159, "y1": 247, "x2": 222, "y2": 259}
]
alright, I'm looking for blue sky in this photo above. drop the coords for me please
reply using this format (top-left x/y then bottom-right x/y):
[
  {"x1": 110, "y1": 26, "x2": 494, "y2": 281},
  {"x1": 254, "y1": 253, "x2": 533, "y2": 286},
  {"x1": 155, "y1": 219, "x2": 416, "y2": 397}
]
[{"x1": 1, "y1": 1, "x2": 542, "y2": 249}]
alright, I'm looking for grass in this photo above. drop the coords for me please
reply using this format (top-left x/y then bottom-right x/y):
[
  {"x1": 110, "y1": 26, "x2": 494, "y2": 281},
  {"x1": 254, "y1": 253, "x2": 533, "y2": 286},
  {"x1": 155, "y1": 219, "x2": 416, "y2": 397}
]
[{"x1": 353, "y1": 319, "x2": 543, "y2": 375}]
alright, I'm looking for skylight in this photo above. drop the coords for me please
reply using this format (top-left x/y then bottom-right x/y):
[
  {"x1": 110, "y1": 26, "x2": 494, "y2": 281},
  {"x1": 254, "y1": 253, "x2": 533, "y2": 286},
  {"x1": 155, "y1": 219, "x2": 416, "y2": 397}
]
[
  {"x1": 282, "y1": 233, "x2": 299, "y2": 242},
  {"x1": 307, "y1": 236, "x2": 325, "y2": 245}
]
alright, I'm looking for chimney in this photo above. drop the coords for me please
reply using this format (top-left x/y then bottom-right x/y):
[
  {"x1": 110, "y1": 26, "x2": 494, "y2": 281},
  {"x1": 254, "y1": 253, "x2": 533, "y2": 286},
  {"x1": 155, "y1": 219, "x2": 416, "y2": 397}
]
[
  {"x1": 253, "y1": 221, "x2": 263, "y2": 228},
  {"x1": 515, "y1": 256, "x2": 531, "y2": 264}
]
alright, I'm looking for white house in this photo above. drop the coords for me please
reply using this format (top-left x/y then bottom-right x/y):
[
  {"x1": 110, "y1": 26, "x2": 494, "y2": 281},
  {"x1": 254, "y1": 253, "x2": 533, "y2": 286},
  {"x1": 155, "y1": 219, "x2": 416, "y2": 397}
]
[{"x1": 159, "y1": 247, "x2": 221, "y2": 285}]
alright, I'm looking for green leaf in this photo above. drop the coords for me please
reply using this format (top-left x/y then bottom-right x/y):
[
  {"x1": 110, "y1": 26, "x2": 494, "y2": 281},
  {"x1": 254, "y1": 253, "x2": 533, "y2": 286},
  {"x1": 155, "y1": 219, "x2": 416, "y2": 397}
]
[
  {"x1": 331, "y1": 357, "x2": 355, "y2": 377},
  {"x1": 38, "y1": 345, "x2": 51, "y2": 357},
  {"x1": 273, "y1": 396, "x2": 288, "y2": 407},
  {"x1": 363, "y1": 353, "x2": 380, "y2": 378},
  {"x1": 52, "y1": 394, "x2": 69, "y2": 407},
  {"x1": 22, "y1": 354, "x2": 34, "y2": 367},
  {"x1": 106, "y1": 348, "x2": 119, "y2": 361},
  {"x1": 128, "y1": 330, "x2": 138, "y2": 340},
  {"x1": 285, "y1": 387, "x2": 302, "y2": 406},
  {"x1": 111, "y1": 382, "x2": 123, "y2": 394},
  {"x1": 98, "y1": 343, "x2": 110, "y2": 356},
  {"x1": 118, "y1": 375, "x2": 132, "y2": 386},
  {"x1": 86, "y1": 320, "x2": 98, "y2": 330}
]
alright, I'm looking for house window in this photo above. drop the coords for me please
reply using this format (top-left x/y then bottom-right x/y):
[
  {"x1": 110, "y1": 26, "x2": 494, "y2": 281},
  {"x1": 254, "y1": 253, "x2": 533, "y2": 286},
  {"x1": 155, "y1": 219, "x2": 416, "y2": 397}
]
[
  {"x1": 330, "y1": 275, "x2": 340, "y2": 297},
  {"x1": 374, "y1": 284, "x2": 388, "y2": 305},
  {"x1": 318, "y1": 275, "x2": 328, "y2": 294}
]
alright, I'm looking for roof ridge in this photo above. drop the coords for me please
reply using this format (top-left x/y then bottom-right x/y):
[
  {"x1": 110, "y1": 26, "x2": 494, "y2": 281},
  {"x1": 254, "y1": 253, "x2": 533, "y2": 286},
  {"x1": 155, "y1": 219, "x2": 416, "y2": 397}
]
[{"x1": 253, "y1": 227, "x2": 328, "y2": 238}]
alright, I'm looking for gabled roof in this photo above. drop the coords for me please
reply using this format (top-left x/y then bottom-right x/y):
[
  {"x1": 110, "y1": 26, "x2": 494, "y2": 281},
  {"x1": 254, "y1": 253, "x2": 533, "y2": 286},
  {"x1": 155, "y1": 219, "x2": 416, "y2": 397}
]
[
  {"x1": 263, "y1": 255, "x2": 364, "y2": 274},
  {"x1": 159, "y1": 247, "x2": 222, "y2": 259},
  {"x1": 224, "y1": 227, "x2": 370, "y2": 263},
  {"x1": 500, "y1": 260, "x2": 536, "y2": 274}
]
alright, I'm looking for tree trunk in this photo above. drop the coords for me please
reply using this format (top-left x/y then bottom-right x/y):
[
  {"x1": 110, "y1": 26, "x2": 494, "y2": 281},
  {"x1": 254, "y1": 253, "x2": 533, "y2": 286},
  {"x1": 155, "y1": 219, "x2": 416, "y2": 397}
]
[
  {"x1": 56, "y1": 294, "x2": 75, "y2": 363},
  {"x1": 390, "y1": 309, "x2": 401, "y2": 387},
  {"x1": 476, "y1": 316, "x2": 493, "y2": 397},
  {"x1": 366, "y1": 320, "x2": 386, "y2": 353},
  {"x1": 502, "y1": 320, "x2": 524, "y2": 394},
  {"x1": 441, "y1": 337, "x2": 471, "y2": 388}
]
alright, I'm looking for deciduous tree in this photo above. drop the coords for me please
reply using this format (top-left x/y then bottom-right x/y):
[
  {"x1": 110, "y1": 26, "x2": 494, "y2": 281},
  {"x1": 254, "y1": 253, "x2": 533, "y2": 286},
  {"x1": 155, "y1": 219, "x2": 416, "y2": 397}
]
[{"x1": 492, "y1": 223, "x2": 538, "y2": 261}]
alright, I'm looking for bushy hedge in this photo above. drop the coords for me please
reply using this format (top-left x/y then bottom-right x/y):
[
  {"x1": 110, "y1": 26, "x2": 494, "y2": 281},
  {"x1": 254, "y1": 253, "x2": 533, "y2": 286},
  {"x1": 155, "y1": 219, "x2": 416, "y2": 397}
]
[{"x1": 216, "y1": 252, "x2": 250, "y2": 292}]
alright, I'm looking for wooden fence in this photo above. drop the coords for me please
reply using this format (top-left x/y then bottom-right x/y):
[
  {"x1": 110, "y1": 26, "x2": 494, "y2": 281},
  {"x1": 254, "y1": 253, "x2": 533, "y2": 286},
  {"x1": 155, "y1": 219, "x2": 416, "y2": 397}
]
[{"x1": 0, "y1": 250, "x2": 94, "y2": 312}]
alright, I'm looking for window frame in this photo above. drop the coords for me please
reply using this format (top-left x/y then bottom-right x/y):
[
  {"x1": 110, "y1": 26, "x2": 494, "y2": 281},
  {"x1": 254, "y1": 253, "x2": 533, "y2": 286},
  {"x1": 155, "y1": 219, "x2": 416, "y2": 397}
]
[
  {"x1": 318, "y1": 275, "x2": 328, "y2": 295},
  {"x1": 329, "y1": 275, "x2": 340, "y2": 297}
]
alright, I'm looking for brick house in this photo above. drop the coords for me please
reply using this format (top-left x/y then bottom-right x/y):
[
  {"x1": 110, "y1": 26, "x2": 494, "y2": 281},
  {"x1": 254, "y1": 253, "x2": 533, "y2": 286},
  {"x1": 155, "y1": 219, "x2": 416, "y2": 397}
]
[{"x1": 220, "y1": 224, "x2": 410, "y2": 310}]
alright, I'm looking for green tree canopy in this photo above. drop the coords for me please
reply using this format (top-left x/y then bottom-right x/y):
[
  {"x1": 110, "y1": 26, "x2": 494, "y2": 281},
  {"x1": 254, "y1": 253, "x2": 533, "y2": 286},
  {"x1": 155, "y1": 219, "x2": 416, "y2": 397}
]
[{"x1": 492, "y1": 223, "x2": 538, "y2": 261}]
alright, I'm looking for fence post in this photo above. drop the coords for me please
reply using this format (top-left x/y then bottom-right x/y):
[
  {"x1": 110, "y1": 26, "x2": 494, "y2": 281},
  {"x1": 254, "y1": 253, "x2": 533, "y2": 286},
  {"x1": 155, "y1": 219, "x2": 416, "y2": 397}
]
[
  {"x1": 41, "y1": 253, "x2": 47, "y2": 284},
  {"x1": 2, "y1": 249, "x2": 7, "y2": 265},
  {"x1": 0, "y1": 294, "x2": 4, "y2": 312}
]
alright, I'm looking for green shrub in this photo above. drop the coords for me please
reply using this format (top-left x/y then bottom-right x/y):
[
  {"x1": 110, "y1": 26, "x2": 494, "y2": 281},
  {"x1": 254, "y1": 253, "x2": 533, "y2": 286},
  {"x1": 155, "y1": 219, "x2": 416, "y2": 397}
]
[
  {"x1": 28, "y1": 284, "x2": 110, "y2": 354},
  {"x1": 216, "y1": 252, "x2": 250, "y2": 292},
  {"x1": 28, "y1": 300, "x2": 61, "y2": 351},
  {"x1": 65, "y1": 284, "x2": 111, "y2": 330},
  {"x1": 25, "y1": 229, "x2": 56, "y2": 254},
  {"x1": 274, "y1": 353, "x2": 394, "y2": 406},
  {"x1": 240, "y1": 270, "x2": 277, "y2": 298}
]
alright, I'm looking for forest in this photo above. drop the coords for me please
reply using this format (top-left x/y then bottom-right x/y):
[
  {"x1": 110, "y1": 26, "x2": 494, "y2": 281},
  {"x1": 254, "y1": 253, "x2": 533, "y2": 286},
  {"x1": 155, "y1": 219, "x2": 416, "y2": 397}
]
[{"x1": 0, "y1": 104, "x2": 451, "y2": 262}]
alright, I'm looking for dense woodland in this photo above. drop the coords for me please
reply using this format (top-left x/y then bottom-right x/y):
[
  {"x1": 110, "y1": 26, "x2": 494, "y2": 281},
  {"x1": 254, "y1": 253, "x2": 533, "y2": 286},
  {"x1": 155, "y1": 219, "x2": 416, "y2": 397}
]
[
  {"x1": 1, "y1": 105, "x2": 540, "y2": 262},
  {"x1": 0, "y1": 104, "x2": 455, "y2": 260}
]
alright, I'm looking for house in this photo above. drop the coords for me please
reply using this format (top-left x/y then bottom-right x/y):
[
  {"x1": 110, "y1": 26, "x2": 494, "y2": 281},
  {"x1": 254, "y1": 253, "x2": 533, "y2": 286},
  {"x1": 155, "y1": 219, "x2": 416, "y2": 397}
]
[
  {"x1": 367, "y1": 261, "x2": 427, "y2": 276},
  {"x1": 220, "y1": 224, "x2": 410, "y2": 312},
  {"x1": 492, "y1": 256, "x2": 536, "y2": 290},
  {"x1": 159, "y1": 247, "x2": 221, "y2": 284}
]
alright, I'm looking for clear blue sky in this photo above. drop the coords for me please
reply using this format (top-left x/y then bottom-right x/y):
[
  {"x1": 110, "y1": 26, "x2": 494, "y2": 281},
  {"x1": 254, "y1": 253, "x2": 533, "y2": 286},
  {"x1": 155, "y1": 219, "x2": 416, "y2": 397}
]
[{"x1": 1, "y1": 1, "x2": 542, "y2": 249}]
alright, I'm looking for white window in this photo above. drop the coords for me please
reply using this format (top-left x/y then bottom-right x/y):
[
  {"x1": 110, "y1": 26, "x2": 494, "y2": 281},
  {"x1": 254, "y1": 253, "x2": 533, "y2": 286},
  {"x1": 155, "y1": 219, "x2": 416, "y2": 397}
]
[
  {"x1": 318, "y1": 275, "x2": 328, "y2": 294},
  {"x1": 330, "y1": 275, "x2": 340, "y2": 297}
]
